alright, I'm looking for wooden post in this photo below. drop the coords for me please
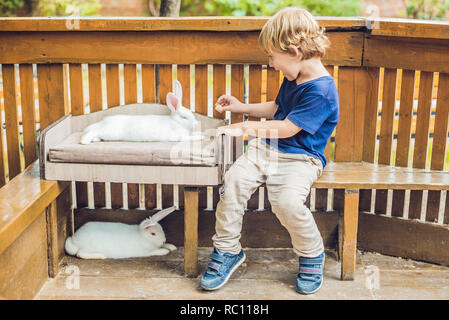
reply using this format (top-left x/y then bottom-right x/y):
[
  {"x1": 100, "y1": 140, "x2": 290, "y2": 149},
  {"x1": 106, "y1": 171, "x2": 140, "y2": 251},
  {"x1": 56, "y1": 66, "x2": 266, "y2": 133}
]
[
  {"x1": 340, "y1": 189, "x2": 359, "y2": 280},
  {"x1": 184, "y1": 187, "x2": 199, "y2": 277},
  {"x1": 45, "y1": 200, "x2": 59, "y2": 278}
]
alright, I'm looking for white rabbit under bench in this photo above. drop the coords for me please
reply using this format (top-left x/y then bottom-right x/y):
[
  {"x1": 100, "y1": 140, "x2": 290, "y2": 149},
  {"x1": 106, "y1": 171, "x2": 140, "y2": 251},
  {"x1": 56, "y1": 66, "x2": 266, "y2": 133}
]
[{"x1": 39, "y1": 81, "x2": 230, "y2": 277}]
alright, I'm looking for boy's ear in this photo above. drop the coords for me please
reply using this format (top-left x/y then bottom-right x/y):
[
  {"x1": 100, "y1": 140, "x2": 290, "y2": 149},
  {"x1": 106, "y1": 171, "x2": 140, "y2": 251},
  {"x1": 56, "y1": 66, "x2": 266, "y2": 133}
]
[{"x1": 288, "y1": 45, "x2": 302, "y2": 60}]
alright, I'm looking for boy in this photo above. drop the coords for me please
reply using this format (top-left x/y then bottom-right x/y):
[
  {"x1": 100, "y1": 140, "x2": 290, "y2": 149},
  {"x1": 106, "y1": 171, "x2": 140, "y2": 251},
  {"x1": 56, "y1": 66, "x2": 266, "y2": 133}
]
[{"x1": 200, "y1": 7, "x2": 339, "y2": 294}]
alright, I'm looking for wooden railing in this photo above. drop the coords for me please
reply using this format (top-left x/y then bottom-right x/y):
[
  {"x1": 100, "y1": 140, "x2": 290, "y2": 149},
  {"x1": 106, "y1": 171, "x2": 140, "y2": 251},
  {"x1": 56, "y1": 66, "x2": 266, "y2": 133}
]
[{"x1": 0, "y1": 17, "x2": 448, "y2": 262}]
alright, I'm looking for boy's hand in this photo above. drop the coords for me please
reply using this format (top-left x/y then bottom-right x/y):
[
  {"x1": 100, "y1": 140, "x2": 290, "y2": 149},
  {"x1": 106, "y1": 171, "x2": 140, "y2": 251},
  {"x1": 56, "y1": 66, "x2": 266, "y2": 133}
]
[
  {"x1": 215, "y1": 95, "x2": 247, "y2": 114},
  {"x1": 216, "y1": 122, "x2": 246, "y2": 137}
]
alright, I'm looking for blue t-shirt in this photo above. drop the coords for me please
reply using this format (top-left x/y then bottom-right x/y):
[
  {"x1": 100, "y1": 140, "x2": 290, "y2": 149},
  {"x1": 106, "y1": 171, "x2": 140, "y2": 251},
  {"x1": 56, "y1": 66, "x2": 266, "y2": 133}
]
[{"x1": 263, "y1": 75, "x2": 339, "y2": 168}]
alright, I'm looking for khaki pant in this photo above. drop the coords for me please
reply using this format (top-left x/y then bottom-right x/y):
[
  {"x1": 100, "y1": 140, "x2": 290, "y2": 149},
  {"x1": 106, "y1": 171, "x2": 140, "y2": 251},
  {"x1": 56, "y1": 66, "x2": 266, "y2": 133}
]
[{"x1": 212, "y1": 137, "x2": 324, "y2": 258}]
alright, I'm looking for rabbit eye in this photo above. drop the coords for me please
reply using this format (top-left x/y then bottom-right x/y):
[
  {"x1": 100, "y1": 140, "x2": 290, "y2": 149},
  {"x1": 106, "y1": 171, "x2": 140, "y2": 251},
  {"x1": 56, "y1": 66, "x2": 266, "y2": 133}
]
[{"x1": 151, "y1": 232, "x2": 156, "y2": 236}]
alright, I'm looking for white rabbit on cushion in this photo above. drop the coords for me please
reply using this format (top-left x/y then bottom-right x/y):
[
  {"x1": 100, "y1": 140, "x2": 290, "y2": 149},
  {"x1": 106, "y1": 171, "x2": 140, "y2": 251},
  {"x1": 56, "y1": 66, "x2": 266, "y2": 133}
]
[
  {"x1": 79, "y1": 80, "x2": 203, "y2": 144},
  {"x1": 65, "y1": 206, "x2": 177, "y2": 259}
]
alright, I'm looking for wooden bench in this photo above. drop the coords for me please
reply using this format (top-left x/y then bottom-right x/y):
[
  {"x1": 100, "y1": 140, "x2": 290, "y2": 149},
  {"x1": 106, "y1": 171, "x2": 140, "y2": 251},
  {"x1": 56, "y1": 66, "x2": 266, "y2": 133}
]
[
  {"x1": 0, "y1": 161, "x2": 70, "y2": 298},
  {"x1": 312, "y1": 162, "x2": 449, "y2": 280},
  {"x1": 1, "y1": 18, "x2": 449, "y2": 299}
]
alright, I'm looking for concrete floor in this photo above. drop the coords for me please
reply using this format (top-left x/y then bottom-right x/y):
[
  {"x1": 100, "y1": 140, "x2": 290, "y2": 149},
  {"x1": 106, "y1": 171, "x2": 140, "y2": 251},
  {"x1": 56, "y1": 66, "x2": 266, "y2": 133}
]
[{"x1": 35, "y1": 248, "x2": 449, "y2": 300}]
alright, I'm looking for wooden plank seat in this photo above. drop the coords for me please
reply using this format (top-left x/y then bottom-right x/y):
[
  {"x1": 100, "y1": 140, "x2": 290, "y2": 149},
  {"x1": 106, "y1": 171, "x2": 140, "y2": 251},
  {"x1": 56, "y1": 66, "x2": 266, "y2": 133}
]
[
  {"x1": 313, "y1": 161, "x2": 449, "y2": 280},
  {"x1": 0, "y1": 160, "x2": 70, "y2": 298},
  {"x1": 39, "y1": 103, "x2": 228, "y2": 277}
]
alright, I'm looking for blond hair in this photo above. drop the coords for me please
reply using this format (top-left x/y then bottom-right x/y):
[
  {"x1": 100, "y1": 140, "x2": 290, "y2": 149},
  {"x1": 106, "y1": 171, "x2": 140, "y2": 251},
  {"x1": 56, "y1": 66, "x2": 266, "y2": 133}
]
[{"x1": 258, "y1": 7, "x2": 330, "y2": 60}]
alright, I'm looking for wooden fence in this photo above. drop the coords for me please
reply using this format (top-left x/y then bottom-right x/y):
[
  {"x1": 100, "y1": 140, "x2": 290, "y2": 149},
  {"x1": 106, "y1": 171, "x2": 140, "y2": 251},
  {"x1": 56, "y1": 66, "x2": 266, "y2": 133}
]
[{"x1": 0, "y1": 17, "x2": 448, "y2": 262}]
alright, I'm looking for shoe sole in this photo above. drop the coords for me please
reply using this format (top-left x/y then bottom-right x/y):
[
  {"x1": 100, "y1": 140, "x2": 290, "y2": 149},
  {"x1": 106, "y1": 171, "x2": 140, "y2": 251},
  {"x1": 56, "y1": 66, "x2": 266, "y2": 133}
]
[
  {"x1": 297, "y1": 254, "x2": 325, "y2": 295},
  {"x1": 201, "y1": 252, "x2": 246, "y2": 291}
]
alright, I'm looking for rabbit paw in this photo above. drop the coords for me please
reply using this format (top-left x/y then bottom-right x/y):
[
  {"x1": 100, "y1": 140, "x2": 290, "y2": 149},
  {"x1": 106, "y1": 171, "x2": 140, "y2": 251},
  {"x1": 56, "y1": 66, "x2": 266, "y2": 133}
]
[
  {"x1": 77, "y1": 251, "x2": 107, "y2": 259},
  {"x1": 149, "y1": 248, "x2": 171, "y2": 256},
  {"x1": 79, "y1": 136, "x2": 92, "y2": 145},
  {"x1": 163, "y1": 243, "x2": 177, "y2": 252}
]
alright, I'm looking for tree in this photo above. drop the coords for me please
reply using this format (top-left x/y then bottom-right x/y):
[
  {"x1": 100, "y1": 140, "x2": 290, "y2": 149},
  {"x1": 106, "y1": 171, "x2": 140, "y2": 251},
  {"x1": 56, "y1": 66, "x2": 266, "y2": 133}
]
[
  {"x1": 160, "y1": 0, "x2": 181, "y2": 16},
  {"x1": 403, "y1": 0, "x2": 449, "y2": 20}
]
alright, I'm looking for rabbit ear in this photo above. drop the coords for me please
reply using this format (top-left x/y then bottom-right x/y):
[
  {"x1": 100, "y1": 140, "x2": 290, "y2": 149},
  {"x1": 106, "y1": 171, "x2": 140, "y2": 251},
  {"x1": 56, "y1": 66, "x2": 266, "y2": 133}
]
[
  {"x1": 151, "y1": 205, "x2": 176, "y2": 223},
  {"x1": 166, "y1": 92, "x2": 180, "y2": 114},
  {"x1": 140, "y1": 217, "x2": 154, "y2": 230},
  {"x1": 174, "y1": 80, "x2": 182, "y2": 101},
  {"x1": 141, "y1": 206, "x2": 176, "y2": 229}
]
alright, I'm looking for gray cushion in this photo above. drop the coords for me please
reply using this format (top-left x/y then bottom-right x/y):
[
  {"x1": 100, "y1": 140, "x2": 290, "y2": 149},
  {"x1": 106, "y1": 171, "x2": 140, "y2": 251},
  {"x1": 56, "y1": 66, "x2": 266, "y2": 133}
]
[{"x1": 49, "y1": 132, "x2": 217, "y2": 166}]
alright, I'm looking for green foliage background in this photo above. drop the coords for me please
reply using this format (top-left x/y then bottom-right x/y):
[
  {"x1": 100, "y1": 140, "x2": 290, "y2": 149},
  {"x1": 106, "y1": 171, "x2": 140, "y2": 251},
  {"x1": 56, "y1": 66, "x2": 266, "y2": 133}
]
[
  {"x1": 0, "y1": 0, "x2": 23, "y2": 16},
  {"x1": 181, "y1": 0, "x2": 362, "y2": 17}
]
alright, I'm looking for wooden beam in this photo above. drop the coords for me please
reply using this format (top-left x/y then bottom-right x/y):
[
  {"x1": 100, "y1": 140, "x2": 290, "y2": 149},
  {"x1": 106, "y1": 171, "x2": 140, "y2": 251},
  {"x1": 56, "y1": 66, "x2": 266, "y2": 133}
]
[
  {"x1": 183, "y1": 187, "x2": 198, "y2": 277},
  {"x1": 340, "y1": 189, "x2": 359, "y2": 281},
  {"x1": 0, "y1": 31, "x2": 363, "y2": 66},
  {"x1": 0, "y1": 17, "x2": 368, "y2": 32}
]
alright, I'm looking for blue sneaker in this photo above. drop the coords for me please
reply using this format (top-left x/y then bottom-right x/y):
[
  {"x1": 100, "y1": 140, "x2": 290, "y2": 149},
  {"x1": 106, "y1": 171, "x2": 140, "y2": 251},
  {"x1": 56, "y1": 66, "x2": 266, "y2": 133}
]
[
  {"x1": 296, "y1": 252, "x2": 325, "y2": 294},
  {"x1": 200, "y1": 248, "x2": 246, "y2": 291}
]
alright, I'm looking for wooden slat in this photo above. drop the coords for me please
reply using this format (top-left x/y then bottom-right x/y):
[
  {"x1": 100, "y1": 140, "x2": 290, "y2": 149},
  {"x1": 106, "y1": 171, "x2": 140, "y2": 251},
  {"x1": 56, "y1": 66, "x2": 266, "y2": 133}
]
[
  {"x1": 69, "y1": 63, "x2": 87, "y2": 208},
  {"x1": 362, "y1": 67, "x2": 381, "y2": 163},
  {"x1": 2, "y1": 64, "x2": 21, "y2": 180},
  {"x1": 123, "y1": 64, "x2": 139, "y2": 209},
  {"x1": 212, "y1": 64, "x2": 226, "y2": 207},
  {"x1": 105, "y1": 64, "x2": 123, "y2": 209},
  {"x1": 444, "y1": 194, "x2": 449, "y2": 225},
  {"x1": 334, "y1": 67, "x2": 365, "y2": 162},
  {"x1": 263, "y1": 66, "x2": 280, "y2": 210},
  {"x1": 141, "y1": 64, "x2": 156, "y2": 209},
  {"x1": 106, "y1": 64, "x2": 120, "y2": 107},
  {"x1": 145, "y1": 184, "x2": 157, "y2": 209},
  {"x1": 315, "y1": 66, "x2": 335, "y2": 211},
  {"x1": 426, "y1": 73, "x2": 449, "y2": 223},
  {"x1": 0, "y1": 32, "x2": 363, "y2": 67},
  {"x1": 88, "y1": 64, "x2": 102, "y2": 113},
  {"x1": 69, "y1": 64, "x2": 84, "y2": 116},
  {"x1": 158, "y1": 64, "x2": 172, "y2": 104},
  {"x1": 142, "y1": 64, "x2": 156, "y2": 103},
  {"x1": 194, "y1": 64, "x2": 208, "y2": 208},
  {"x1": 195, "y1": 64, "x2": 208, "y2": 116},
  {"x1": 429, "y1": 72, "x2": 449, "y2": 171},
  {"x1": 231, "y1": 64, "x2": 244, "y2": 162},
  {"x1": 359, "y1": 67, "x2": 380, "y2": 212},
  {"x1": 19, "y1": 64, "x2": 38, "y2": 168},
  {"x1": 248, "y1": 64, "x2": 262, "y2": 121},
  {"x1": 266, "y1": 66, "x2": 280, "y2": 102},
  {"x1": 0, "y1": 80, "x2": 5, "y2": 187},
  {"x1": 176, "y1": 64, "x2": 190, "y2": 108},
  {"x1": 158, "y1": 64, "x2": 173, "y2": 208},
  {"x1": 412, "y1": 71, "x2": 434, "y2": 169},
  {"x1": 375, "y1": 68, "x2": 397, "y2": 215},
  {"x1": 394, "y1": 69, "x2": 415, "y2": 167},
  {"x1": 247, "y1": 65, "x2": 262, "y2": 210},
  {"x1": 334, "y1": 67, "x2": 366, "y2": 212},
  {"x1": 88, "y1": 64, "x2": 105, "y2": 208},
  {"x1": 162, "y1": 184, "x2": 173, "y2": 207},
  {"x1": 212, "y1": 64, "x2": 226, "y2": 120},
  {"x1": 392, "y1": 69, "x2": 415, "y2": 217},
  {"x1": 37, "y1": 64, "x2": 66, "y2": 130},
  {"x1": 323, "y1": 65, "x2": 334, "y2": 161},
  {"x1": 409, "y1": 71, "x2": 434, "y2": 219}
]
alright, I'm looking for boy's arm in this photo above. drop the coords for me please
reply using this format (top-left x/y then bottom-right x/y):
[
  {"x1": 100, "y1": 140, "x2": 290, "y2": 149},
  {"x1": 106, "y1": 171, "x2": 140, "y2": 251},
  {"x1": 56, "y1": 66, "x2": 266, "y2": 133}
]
[
  {"x1": 245, "y1": 101, "x2": 278, "y2": 119},
  {"x1": 218, "y1": 119, "x2": 301, "y2": 139}
]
